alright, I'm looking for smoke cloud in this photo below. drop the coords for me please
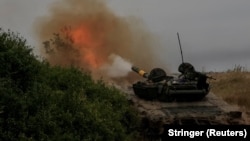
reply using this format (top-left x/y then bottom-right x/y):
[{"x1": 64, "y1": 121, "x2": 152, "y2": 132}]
[
  {"x1": 34, "y1": 0, "x2": 166, "y2": 85},
  {"x1": 101, "y1": 54, "x2": 132, "y2": 78}
]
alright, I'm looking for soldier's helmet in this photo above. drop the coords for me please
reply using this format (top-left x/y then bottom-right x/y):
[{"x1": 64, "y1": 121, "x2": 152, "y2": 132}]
[{"x1": 178, "y1": 62, "x2": 195, "y2": 74}]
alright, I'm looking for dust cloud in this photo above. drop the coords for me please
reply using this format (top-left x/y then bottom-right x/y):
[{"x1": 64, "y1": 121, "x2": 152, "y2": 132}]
[{"x1": 34, "y1": 0, "x2": 167, "y2": 85}]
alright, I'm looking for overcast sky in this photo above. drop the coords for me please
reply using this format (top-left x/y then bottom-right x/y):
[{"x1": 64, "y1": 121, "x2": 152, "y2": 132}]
[{"x1": 1, "y1": 0, "x2": 250, "y2": 72}]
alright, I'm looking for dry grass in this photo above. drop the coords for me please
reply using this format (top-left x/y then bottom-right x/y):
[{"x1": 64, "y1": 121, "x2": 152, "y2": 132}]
[{"x1": 209, "y1": 70, "x2": 250, "y2": 109}]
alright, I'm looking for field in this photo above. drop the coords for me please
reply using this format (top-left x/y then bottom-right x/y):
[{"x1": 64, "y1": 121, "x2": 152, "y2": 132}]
[{"x1": 209, "y1": 68, "x2": 250, "y2": 110}]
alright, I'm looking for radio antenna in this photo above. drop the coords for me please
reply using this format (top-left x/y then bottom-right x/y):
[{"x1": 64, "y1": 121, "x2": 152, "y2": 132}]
[{"x1": 177, "y1": 32, "x2": 184, "y2": 63}]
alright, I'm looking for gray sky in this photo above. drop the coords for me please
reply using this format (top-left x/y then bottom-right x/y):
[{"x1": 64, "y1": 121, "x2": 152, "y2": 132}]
[{"x1": 1, "y1": 0, "x2": 250, "y2": 72}]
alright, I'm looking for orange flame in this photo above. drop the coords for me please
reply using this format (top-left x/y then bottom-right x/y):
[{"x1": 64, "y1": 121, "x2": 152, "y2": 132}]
[{"x1": 71, "y1": 24, "x2": 105, "y2": 69}]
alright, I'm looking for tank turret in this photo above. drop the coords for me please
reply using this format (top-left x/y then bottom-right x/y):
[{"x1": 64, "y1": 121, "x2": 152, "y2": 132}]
[{"x1": 131, "y1": 64, "x2": 210, "y2": 102}]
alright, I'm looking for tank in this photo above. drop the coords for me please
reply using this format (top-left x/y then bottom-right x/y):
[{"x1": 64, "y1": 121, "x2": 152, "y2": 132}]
[{"x1": 126, "y1": 64, "x2": 249, "y2": 140}]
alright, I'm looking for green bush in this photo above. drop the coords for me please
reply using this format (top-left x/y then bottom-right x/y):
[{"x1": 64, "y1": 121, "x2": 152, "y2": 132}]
[{"x1": 0, "y1": 28, "x2": 139, "y2": 141}]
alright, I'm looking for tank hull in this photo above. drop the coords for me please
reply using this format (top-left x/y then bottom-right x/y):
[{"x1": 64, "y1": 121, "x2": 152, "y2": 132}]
[{"x1": 132, "y1": 77, "x2": 209, "y2": 102}]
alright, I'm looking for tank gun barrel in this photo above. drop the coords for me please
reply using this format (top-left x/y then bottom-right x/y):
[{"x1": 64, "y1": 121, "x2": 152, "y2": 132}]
[{"x1": 131, "y1": 66, "x2": 149, "y2": 79}]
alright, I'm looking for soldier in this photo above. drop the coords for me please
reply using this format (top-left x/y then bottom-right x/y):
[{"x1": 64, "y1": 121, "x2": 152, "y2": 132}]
[
  {"x1": 178, "y1": 62, "x2": 209, "y2": 91},
  {"x1": 178, "y1": 62, "x2": 196, "y2": 80}
]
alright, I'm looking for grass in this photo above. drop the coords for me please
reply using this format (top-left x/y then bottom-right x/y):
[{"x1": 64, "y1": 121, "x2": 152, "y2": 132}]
[{"x1": 209, "y1": 67, "x2": 250, "y2": 109}]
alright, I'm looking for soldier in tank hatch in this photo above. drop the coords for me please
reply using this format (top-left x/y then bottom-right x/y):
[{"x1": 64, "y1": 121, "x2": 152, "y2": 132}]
[{"x1": 178, "y1": 62, "x2": 209, "y2": 91}]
